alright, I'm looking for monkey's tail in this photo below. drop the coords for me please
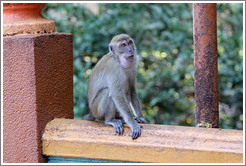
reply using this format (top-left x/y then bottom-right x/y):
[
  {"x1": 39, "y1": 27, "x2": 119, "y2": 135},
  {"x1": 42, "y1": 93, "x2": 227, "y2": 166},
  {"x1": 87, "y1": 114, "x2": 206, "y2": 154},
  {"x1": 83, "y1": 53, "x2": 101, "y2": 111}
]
[{"x1": 82, "y1": 114, "x2": 96, "y2": 121}]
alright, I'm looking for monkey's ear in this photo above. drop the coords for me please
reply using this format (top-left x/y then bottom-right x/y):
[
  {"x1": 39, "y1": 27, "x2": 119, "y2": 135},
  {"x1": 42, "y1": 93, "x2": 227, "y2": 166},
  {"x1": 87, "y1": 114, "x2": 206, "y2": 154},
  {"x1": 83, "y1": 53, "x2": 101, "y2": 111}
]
[{"x1": 109, "y1": 44, "x2": 114, "y2": 55}]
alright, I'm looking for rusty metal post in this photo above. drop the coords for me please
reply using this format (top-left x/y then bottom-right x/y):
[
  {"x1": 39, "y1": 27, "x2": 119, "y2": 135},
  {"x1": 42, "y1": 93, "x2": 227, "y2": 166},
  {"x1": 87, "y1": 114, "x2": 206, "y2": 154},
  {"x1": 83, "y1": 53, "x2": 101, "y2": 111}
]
[{"x1": 193, "y1": 3, "x2": 219, "y2": 128}]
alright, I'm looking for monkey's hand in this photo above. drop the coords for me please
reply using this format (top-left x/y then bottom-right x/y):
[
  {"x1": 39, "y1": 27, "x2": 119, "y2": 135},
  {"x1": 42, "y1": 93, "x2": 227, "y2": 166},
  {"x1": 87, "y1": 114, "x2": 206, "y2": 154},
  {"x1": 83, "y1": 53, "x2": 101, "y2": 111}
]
[
  {"x1": 129, "y1": 122, "x2": 141, "y2": 140},
  {"x1": 134, "y1": 117, "x2": 147, "y2": 124}
]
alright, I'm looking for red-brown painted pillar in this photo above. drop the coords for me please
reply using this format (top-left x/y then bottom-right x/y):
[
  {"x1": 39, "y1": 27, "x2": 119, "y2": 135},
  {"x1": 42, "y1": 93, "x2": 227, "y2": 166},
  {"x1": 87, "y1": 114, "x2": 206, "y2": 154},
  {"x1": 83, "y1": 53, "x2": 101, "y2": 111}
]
[
  {"x1": 193, "y1": 3, "x2": 219, "y2": 128},
  {"x1": 3, "y1": 3, "x2": 73, "y2": 163}
]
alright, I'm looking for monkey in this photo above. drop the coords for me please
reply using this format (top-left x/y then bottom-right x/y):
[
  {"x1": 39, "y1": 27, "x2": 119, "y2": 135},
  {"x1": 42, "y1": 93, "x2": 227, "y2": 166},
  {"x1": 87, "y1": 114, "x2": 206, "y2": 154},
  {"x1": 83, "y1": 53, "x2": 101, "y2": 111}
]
[{"x1": 83, "y1": 34, "x2": 147, "y2": 139}]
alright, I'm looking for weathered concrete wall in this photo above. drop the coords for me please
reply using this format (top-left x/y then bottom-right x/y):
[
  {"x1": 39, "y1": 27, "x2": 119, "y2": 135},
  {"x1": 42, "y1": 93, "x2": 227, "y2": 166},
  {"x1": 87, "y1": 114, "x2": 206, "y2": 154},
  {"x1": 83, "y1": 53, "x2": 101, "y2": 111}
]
[{"x1": 3, "y1": 33, "x2": 73, "y2": 163}]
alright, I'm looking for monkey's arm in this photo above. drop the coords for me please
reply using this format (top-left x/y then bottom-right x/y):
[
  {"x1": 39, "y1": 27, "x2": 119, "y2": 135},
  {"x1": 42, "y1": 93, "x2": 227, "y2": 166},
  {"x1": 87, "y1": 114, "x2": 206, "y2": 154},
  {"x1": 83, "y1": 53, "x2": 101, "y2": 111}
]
[
  {"x1": 108, "y1": 79, "x2": 141, "y2": 139},
  {"x1": 131, "y1": 86, "x2": 147, "y2": 124},
  {"x1": 111, "y1": 94, "x2": 141, "y2": 139}
]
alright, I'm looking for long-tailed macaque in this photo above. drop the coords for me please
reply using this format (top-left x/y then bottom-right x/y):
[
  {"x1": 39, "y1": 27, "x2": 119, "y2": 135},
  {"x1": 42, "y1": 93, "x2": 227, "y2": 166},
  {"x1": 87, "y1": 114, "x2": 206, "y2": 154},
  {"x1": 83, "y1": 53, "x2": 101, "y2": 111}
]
[{"x1": 83, "y1": 34, "x2": 147, "y2": 139}]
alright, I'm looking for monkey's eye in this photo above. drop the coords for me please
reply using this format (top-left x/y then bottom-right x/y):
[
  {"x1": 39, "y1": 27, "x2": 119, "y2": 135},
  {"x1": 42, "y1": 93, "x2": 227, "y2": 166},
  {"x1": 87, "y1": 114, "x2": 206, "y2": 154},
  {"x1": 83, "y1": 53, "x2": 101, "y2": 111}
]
[
  {"x1": 121, "y1": 43, "x2": 126, "y2": 47},
  {"x1": 128, "y1": 41, "x2": 133, "y2": 45}
]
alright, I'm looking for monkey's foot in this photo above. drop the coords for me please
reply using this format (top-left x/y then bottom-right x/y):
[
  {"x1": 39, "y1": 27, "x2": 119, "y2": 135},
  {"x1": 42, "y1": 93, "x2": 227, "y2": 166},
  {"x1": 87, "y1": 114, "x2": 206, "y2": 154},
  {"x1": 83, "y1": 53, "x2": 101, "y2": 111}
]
[
  {"x1": 82, "y1": 114, "x2": 95, "y2": 121},
  {"x1": 134, "y1": 117, "x2": 147, "y2": 124},
  {"x1": 105, "y1": 119, "x2": 124, "y2": 135}
]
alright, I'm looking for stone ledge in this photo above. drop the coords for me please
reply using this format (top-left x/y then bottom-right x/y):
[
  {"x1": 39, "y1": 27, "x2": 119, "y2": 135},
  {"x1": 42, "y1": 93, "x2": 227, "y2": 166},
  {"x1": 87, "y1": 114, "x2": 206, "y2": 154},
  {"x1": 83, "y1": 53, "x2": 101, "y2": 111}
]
[{"x1": 42, "y1": 118, "x2": 243, "y2": 163}]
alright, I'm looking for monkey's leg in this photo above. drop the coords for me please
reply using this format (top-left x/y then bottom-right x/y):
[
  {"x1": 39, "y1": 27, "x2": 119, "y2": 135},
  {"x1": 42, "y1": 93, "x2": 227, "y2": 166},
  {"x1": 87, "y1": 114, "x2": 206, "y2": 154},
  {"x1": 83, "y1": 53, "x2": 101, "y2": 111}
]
[{"x1": 97, "y1": 89, "x2": 124, "y2": 135}]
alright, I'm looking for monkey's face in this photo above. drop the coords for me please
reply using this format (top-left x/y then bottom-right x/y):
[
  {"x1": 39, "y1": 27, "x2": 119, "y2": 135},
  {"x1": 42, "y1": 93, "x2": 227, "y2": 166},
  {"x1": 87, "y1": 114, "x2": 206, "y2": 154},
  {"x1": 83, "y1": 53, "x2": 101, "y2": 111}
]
[{"x1": 117, "y1": 39, "x2": 137, "y2": 68}]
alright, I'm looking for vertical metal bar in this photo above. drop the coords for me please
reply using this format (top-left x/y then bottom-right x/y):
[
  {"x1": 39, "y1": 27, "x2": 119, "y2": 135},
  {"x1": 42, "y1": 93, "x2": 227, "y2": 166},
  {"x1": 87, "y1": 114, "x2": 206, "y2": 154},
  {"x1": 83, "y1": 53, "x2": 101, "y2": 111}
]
[{"x1": 193, "y1": 3, "x2": 219, "y2": 128}]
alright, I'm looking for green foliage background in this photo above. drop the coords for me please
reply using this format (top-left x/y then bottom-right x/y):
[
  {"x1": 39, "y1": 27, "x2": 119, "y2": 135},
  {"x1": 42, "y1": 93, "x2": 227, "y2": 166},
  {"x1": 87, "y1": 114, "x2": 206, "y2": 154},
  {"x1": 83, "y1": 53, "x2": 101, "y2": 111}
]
[{"x1": 43, "y1": 3, "x2": 243, "y2": 129}]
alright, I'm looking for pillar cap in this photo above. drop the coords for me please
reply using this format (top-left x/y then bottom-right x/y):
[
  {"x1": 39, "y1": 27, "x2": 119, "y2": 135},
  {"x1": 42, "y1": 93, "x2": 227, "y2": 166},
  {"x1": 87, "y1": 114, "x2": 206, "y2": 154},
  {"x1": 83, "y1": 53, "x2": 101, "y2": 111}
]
[{"x1": 3, "y1": 3, "x2": 55, "y2": 36}]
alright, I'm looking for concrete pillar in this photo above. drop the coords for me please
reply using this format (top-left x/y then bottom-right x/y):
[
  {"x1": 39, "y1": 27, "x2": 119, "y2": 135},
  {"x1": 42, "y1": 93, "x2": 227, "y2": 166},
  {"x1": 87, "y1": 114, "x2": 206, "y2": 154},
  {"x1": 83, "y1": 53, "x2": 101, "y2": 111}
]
[{"x1": 3, "y1": 3, "x2": 73, "y2": 163}]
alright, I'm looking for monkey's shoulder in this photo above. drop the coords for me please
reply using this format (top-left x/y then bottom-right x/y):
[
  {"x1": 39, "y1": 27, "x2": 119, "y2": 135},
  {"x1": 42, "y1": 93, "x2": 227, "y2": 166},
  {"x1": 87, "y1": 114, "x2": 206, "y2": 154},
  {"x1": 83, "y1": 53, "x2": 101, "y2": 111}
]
[
  {"x1": 93, "y1": 53, "x2": 114, "y2": 69},
  {"x1": 95, "y1": 54, "x2": 121, "y2": 73},
  {"x1": 102, "y1": 53, "x2": 118, "y2": 66}
]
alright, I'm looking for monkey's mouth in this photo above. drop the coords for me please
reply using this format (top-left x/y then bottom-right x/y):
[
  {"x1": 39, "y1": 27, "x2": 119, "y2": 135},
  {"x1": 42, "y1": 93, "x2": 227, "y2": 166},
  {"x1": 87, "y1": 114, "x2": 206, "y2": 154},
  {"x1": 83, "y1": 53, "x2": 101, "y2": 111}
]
[{"x1": 125, "y1": 55, "x2": 135, "y2": 62}]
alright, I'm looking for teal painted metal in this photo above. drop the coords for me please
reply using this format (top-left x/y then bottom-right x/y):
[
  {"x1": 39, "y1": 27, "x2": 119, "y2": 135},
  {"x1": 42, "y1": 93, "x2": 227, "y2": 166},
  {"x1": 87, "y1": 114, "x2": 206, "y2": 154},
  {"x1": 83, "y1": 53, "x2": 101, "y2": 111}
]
[{"x1": 46, "y1": 156, "x2": 135, "y2": 163}]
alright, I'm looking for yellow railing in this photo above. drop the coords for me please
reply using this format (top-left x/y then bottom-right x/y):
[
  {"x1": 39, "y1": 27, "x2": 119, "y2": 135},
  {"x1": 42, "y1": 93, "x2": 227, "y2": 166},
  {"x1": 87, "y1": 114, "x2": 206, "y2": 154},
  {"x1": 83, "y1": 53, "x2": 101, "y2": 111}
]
[{"x1": 42, "y1": 118, "x2": 243, "y2": 163}]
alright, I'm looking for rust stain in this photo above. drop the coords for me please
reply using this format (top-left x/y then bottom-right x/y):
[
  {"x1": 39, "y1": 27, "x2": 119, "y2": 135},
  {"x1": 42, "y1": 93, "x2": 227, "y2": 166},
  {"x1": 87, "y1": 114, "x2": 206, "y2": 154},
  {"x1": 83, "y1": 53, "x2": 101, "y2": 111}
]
[{"x1": 193, "y1": 3, "x2": 219, "y2": 128}]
